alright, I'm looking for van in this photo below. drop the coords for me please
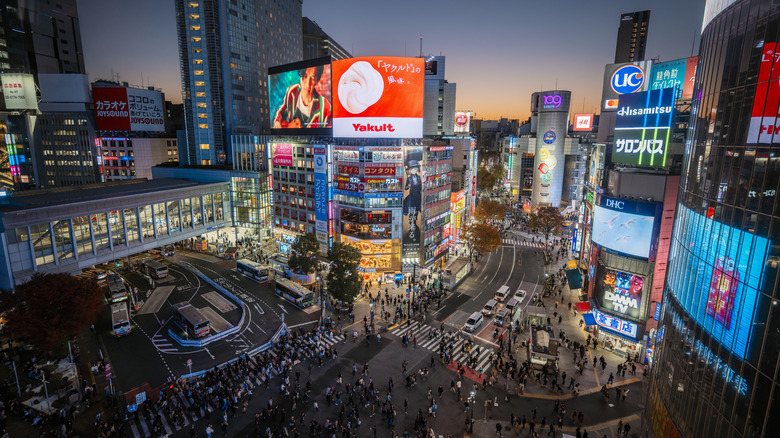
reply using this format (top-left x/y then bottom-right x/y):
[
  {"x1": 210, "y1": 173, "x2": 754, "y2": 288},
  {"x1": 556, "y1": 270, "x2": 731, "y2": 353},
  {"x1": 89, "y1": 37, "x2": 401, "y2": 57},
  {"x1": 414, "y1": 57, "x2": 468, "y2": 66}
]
[
  {"x1": 505, "y1": 298, "x2": 519, "y2": 314},
  {"x1": 463, "y1": 312, "x2": 483, "y2": 333},
  {"x1": 482, "y1": 299, "x2": 498, "y2": 316},
  {"x1": 494, "y1": 285, "x2": 510, "y2": 302},
  {"x1": 494, "y1": 308, "x2": 509, "y2": 327}
]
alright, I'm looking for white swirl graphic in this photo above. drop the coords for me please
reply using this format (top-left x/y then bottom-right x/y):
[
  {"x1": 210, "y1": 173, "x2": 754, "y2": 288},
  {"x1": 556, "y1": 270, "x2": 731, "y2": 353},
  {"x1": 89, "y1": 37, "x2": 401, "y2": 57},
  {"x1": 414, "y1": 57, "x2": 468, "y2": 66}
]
[{"x1": 338, "y1": 61, "x2": 384, "y2": 114}]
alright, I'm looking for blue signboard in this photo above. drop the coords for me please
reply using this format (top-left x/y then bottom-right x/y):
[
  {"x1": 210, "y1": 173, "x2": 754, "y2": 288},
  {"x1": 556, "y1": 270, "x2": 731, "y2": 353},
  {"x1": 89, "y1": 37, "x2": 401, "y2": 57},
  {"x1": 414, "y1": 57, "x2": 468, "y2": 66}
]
[
  {"x1": 313, "y1": 147, "x2": 328, "y2": 234},
  {"x1": 649, "y1": 58, "x2": 687, "y2": 98},
  {"x1": 667, "y1": 206, "x2": 770, "y2": 360},
  {"x1": 613, "y1": 88, "x2": 675, "y2": 167}
]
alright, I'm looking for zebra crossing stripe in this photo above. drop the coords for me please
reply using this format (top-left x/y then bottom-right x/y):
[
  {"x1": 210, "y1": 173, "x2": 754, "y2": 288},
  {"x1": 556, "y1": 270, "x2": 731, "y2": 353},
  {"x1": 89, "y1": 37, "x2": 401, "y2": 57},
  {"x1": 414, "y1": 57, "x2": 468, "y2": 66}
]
[{"x1": 389, "y1": 322, "x2": 494, "y2": 373}]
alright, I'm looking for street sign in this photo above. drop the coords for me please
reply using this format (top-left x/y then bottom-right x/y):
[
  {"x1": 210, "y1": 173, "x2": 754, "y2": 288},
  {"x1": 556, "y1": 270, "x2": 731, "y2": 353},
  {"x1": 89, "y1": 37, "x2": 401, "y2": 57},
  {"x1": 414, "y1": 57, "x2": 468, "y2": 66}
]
[
  {"x1": 105, "y1": 364, "x2": 111, "y2": 371},
  {"x1": 186, "y1": 359, "x2": 192, "y2": 367},
  {"x1": 128, "y1": 404, "x2": 137, "y2": 413},
  {"x1": 135, "y1": 392, "x2": 146, "y2": 405}
]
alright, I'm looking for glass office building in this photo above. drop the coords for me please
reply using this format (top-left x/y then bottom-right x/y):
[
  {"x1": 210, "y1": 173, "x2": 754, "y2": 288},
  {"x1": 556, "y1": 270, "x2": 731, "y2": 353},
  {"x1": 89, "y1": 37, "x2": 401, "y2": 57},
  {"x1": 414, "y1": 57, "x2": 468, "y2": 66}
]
[{"x1": 647, "y1": 1, "x2": 780, "y2": 437}]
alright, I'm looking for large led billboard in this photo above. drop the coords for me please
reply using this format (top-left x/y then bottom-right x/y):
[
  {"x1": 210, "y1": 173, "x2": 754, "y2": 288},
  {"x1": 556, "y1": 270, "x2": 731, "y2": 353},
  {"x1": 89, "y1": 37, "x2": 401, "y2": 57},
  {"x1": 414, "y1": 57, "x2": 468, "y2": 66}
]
[
  {"x1": 599, "y1": 267, "x2": 645, "y2": 319},
  {"x1": 748, "y1": 43, "x2": 780, "y2": 144},
  {"x1": 454, "y1": 111, "x2": 471, "y2": 134},
  {"x1": 93, "y1": 86, "x2": 165, "y2": 132},
  {"x1": 649, "y1": 57, "x2": 698, "y2": 100},
  {"x1": 402, "y1": 147, "x2": 424, "y2": 255},
  {"x1": 601, "y1": 61, "x2": 653, "y2": 111},
  {"x1": 668, "y1": 206, "x2": 770, "y2": 360},
  {"x1": 613, "y1": 87, "x2": 675, "y2": 167},
  {"x1": 592, "y1": 196, "x2": 661, "y2": 259},
  {"x1": 332, "y1": 57, "x2": 424, "y2": 138},
  {"x1": 269, "y1": 57, "x2": 332, "y2": 135}
]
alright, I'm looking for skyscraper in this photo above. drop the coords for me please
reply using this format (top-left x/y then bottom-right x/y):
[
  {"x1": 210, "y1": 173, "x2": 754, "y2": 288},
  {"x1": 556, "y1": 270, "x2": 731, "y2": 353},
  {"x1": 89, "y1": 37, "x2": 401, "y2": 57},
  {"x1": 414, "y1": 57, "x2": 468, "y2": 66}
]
[
  {"x1": 614, "y1": 10, "x2": 649, "y2": 63},
  {"x1": 175, "y1": 0, "x2": 302, "y2": 166},
  {"x1": 646, "y1": 1, "x2": 780, "y2": 436},
  {"x1": 302, "y1": 17, "x2": 351, "y2": 61},
  {"x1": 422, "y1": 56, "x2": 456, "y2": 137}
]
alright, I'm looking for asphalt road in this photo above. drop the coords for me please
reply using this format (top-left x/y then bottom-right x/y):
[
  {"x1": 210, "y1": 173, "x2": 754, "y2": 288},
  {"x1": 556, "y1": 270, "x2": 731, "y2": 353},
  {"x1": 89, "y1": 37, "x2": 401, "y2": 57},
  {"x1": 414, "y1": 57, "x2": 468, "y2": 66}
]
[{"x1": 98, "y1": 252, "x2": 315, "y2": 395}]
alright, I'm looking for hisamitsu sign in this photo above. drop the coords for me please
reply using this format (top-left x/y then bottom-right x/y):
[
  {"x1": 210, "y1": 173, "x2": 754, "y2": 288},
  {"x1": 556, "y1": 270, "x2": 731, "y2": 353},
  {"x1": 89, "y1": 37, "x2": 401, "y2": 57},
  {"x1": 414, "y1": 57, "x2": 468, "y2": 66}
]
[{"x1": 613, "y1": 88, "x2": 675, "y2": 167}]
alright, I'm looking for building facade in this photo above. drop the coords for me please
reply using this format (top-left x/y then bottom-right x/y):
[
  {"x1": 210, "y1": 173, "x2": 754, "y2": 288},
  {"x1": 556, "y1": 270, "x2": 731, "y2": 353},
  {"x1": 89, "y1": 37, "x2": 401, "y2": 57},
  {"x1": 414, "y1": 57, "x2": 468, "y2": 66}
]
[
  {"x1": 647, "y1": 1, "x2": 780, "y2": 437},
  {"x1": 175, "y1": 0, "x2": 302, "y2": 166},
  {"x1": 423, "y1": 56, "x2": 457, "y2": 137},
  {"x1": 98, "y1": 137, "x2": 179, "y2": 181},
  {"x1": 614, "y1": 10, "x2": 650, "y2": 63},
  {"x1": 302, "y1": 17, "x2": 351, "y2": 61}
]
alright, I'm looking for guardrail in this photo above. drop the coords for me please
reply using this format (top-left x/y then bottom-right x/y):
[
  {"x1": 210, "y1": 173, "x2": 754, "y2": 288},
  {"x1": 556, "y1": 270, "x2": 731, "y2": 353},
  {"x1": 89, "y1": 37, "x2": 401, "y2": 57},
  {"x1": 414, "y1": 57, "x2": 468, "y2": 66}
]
[
  {"x1": 166, "y1": 261, "x2": 246, "y2": 347},
  {"x1": 179, "y1": 323, "x2": 289, "y2": 380}
]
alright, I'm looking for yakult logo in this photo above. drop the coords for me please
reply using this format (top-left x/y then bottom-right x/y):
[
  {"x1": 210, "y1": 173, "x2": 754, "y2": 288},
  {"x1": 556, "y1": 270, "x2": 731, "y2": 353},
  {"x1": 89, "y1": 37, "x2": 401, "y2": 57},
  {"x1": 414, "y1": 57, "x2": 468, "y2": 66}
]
[
  {"x1": 352, "y1": 123, "x2": 395, "y2": 132},
  {"x1": 611, "y1": 65, "x2": 645, "y2": 94}
]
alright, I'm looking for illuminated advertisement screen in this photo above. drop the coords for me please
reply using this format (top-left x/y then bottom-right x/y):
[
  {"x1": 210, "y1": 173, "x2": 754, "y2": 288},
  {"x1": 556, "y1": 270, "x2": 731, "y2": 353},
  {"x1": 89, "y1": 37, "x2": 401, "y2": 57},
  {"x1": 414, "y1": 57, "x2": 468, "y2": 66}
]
[
  {"x1": 748, "y1": 43, "x2": 780, "y2": 144},
  {"x1": 454, "y1": 111, "x2": 471, "y2": 133},
  {"x1": 269, "y1": 57, "x2": 332, "y2": 135},
  {"x1": 613, "y1": 87, "x2": 675, "y2": 167},
  {"x1": 601, "y1": 61, "x2": 653, "y2": 111},
  {"x1": 649, "y1": 57, "x2": 698, "y2": 100},
  {"x1": 402, "y1": 147, "x2": 424, "y2": 255},
  {"x1": 573, "y1": 114, "x2": 594, "y2": 131},
  {"x1": 93, "y1": 86, "x2": 164, "y2": 132},
  {"x1": 332, "y1": 57, "x2": 423, "y2": 138},
  {"x1": 270, "y1": 143, "x2": 294, "y2": 166},
  {"x1": 592, "y1": 196, "x2": 661, "y2": 259},
  {"x1": 598, "y1": 267, "x2": 644, "y2": 319},
  {"x1": 667, "y1": 206, "x2": 770, "y2": 360}
]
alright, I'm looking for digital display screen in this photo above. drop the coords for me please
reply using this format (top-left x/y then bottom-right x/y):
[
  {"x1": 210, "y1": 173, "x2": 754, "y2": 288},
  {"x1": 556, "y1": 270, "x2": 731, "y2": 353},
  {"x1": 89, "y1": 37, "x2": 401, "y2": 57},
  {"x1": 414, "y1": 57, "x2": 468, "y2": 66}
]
[
  {"x1": 667, "y1": 206, "x2": 770, "y2": 360},
  {"x1": 592, "y1": 196, "x2": 661, "y2": 259},
  {"x1": 599, "y1": 267, "x2": 644, "y2": 319},
  {"x1": 613, "y1": 88, "x2": 675, "y2": 167},
  {"x1": 269, "y1": 57, "x2": 332, "y2": 135}
]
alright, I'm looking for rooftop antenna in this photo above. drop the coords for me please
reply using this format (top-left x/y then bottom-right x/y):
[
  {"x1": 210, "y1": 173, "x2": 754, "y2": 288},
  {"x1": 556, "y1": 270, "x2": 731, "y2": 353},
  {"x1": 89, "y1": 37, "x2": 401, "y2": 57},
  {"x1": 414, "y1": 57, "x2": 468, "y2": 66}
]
[
  {"x1": 141, "y1": 72, "x2": 144, "y2": 88},
  {"x1": 404, "y1": 40, "x2": 407, "y2": 57},
  {"x1": 691, "y1": 30, "x2": 697, "y2": 57},
  {"x1": 419, "y1": 35, "x2": 423, "y2": 57}
]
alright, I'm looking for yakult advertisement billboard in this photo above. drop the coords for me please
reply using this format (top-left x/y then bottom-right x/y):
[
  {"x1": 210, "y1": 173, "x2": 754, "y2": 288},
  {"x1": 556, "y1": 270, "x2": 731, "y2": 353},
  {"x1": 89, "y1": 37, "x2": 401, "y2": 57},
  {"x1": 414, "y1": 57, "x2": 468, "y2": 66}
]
[
  {"x1": 93, "y1": 87, "x2": 164, "y2": 132},
  {"x1": 332, "y1": 57, "x2": 424, "y2": 138}
]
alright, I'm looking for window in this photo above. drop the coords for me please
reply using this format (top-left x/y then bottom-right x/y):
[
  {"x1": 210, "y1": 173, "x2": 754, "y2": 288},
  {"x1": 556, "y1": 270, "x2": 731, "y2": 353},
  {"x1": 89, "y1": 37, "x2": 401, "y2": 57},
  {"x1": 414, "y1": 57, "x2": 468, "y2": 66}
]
[
  {"x1": 189, "y1": 14, "x2": 200, "y2": 19},
  {"x1": 190, "y1": 25, "x2": 201, "y2": 31},
  {"x1": 200, "y1": 143, "x2": 210, "y2": 150},
  {"x1": 197, "y1": 102, "x2": 207, "y2": 108},
  {"x1": 196, "y1": 92, "x2": 205, "y2": 97},
  {"x1": 193, "y1": 59, "x2": 203, "y2": 65},
  {"x1": 198, "y1": 113, "x2": 207, "y2": 119},
  {"x1": 191, "y1": 36, "x2": 201, "y2": 42},
  {"x1": 194, "y1": 70, "x2": 204, "y2": 75},
  {"x1": 193, "y1": 48, "x2": 202, "y2": 54},
  {"x1": 195, "y1": 81, "x2": 205, "y2": 86},
  {"x1": 198, "y1": 123, "x2": 208, "y2": 129},
  {"x1": 188, "y1": 2, "x2": 199, "y2": 7}
]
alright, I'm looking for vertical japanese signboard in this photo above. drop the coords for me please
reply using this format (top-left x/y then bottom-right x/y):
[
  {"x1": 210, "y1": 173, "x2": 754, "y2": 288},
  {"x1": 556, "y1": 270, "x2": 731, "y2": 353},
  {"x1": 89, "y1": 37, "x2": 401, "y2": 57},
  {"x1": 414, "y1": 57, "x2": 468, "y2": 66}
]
[
  {"x1": 402, "y1": 147, "x2": 424, "y2": 256},
  {"x1": 314, "y1": 146, "x2": 328, "y2": 247}
]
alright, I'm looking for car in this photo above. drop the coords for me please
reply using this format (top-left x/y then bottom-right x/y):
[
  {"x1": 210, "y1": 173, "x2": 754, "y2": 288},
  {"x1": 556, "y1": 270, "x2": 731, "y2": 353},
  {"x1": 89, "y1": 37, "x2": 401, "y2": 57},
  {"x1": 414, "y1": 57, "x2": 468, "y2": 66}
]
[
  {"x1": 494, "y1": 309, "x2": 509, "y2": 327},
  {"x1": 515, "y1": 289, "x2": 527, "y2": 300},
  {"x1": 463, "y1": 312, "x2": 484, "y2": 333}
]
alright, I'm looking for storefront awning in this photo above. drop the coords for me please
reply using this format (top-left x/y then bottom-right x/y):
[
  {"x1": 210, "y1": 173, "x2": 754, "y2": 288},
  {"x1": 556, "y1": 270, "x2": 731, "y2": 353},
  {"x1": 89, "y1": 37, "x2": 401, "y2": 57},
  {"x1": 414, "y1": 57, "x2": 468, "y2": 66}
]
[
  {"x1": 565, "y1": 268, "x2": 582, "y2": 290},
  {"x1": 576, "y1": 302, "x2": 591, "y2": 312},
  {"x1": 599, "y1": 326, "x2": 640, "y2": 343},
  {"x1": 582, "y1": 313, "x2": 596, "y2": 326}
]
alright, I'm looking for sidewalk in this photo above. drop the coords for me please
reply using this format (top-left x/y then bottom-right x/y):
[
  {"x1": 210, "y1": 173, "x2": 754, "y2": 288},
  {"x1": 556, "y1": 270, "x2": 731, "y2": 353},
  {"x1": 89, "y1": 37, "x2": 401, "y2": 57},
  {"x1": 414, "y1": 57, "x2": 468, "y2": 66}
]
[{"x1": 468, "y1": 413, "x2": 641, "y2": 438}]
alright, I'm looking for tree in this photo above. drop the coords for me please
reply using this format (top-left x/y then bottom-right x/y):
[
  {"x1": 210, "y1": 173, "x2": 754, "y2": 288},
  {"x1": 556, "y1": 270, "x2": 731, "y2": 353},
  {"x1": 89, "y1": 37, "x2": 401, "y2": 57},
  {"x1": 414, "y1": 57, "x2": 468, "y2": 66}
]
[
  {"x1": 462, "y1": 223, "x2": 502, "y2": 258},
  {"x1": 326, "y1": 242, "x2": 362, "y2": 303},
  {"x1": 287, "y1": 233, "x2": 320, "y2": 274},
  {"x1": 475, "y1": 199, "x2": 508, "y2": 223},
  {"x1": 476, "y1": 166, "x2": 497, "y2": 192},
  {"x1": 529, "y1": 206, "x2": 565, "y2": 244},
  {"x1": 0, "y1": 273, "x2": 103, "y2": 353}
]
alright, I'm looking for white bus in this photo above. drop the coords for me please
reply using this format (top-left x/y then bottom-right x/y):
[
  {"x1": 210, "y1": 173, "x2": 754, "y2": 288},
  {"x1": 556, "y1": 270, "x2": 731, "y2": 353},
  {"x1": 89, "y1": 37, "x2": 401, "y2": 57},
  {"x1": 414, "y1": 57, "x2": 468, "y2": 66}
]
[
  {"x1": 274, "y1": 278, "x2": 314, "y2": 308},
  {"x1": 144, "y1": 260, "x2": 168, "y2": 279},
  {"x1": 111, "y1": 302, "x2": 131, "y2": 337},
  {"x1": 171, "y1": 302, "x2": 210, "y2": 338},
  {"x1": 236, "y1": 258, "x2": 270, "y2": 282}
]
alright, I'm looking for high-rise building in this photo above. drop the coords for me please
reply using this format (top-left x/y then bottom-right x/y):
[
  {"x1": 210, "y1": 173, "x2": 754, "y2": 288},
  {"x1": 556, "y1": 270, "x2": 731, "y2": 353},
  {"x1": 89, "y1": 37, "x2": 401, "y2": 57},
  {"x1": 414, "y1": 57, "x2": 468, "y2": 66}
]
[
  {"x1": 646, "y1": 2, "x2": 780, "y2": 437},
  {"x1": 614, "y1": 10, "x2": 650, "y2": 64},
  {"x1": 302, "y1": 18, "x2": 351, "y2": 61},
  {"x1": 423, "y1": 56, "x2": 456, "y2": 137},
  {"x1": 175, "y1": 0, "x2": 302, "y2": 166}
]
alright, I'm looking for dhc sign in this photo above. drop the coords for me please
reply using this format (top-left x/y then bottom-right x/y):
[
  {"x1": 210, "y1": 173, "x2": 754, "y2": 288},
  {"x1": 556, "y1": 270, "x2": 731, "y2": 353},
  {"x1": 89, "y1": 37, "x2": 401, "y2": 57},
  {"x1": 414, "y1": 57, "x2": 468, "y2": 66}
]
[{"x1": 604, "y1": 199, "x2": 625, "y2": 210}]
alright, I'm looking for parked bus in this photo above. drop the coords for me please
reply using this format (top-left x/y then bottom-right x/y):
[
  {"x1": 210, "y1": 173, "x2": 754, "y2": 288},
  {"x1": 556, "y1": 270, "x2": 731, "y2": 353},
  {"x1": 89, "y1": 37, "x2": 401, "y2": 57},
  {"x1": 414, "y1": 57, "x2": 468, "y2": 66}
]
[
  {"x1": 171, "y1": 302, "x2": 210, "y2": 338},
  {"x1": 106, "y1": 274, "x2": 128, "y2": 303},
  {"x1": 111, "y1": 302, "x2": 131, "y2": 337},
  {"x1": 274, "y1": 278, "x2": 314, "y2": 308},
  {"x1": 144, "y1": 260, "x2": 168, "y2": 279},
  {"x1": 236, "y1": 258, "x2": 270, "y2": 282}
]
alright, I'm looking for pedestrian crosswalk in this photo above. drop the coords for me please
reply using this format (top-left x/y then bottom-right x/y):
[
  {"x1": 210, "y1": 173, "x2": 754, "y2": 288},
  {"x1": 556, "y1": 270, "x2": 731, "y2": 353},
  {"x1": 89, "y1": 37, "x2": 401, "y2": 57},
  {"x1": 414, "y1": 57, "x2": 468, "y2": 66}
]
[
  {"x1": 389, "y1": 322, "x2": 495, "y2": 374},
  {"x1": 502, "y1": 239, "x2": 544, "y2": 247}
]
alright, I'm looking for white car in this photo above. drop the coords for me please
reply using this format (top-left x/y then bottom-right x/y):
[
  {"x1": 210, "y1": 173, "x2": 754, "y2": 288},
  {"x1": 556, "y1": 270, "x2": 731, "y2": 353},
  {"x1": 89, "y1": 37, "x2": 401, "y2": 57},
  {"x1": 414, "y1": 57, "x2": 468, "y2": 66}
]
[
  {"x1": 463, "y1": 312, "x2": 484, "y2": 333},
  {"x1": 515, "y1": 289, "x2": 527, "y2": 300}
]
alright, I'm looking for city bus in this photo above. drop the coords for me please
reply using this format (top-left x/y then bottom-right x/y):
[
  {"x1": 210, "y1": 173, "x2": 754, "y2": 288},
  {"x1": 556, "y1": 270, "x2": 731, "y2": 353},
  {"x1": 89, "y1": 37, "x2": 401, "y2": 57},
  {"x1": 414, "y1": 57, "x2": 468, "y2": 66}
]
[
  {"x1": 273, "y1": 278, "x2": 314, "y2": 308},
  {"x1": 143, "y1": 260, "x2": 168, "y2": 279},
  {"x1": 236, "y1": 258, "x2": 270, "y2": 282},
  {"x1": 111, "y1": 302, "x2": 131, "y2": 337},
  {"x1": 171, "y1": 302, "x2": 211, "y2": 338},
  {"x1": 106, "y1": 274, "x2": 128, "y2": 303}
]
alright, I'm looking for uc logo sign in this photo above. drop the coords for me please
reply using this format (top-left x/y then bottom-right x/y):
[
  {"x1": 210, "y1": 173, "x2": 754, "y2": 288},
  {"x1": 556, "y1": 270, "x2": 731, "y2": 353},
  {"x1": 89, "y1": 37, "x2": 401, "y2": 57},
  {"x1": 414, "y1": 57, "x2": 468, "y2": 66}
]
[
  {"x1": 543, "y1": 131, "x2": 556, "y2": 144},
  {"x1": 611, "y1": 65, "x2": 645, "y2": 94}
]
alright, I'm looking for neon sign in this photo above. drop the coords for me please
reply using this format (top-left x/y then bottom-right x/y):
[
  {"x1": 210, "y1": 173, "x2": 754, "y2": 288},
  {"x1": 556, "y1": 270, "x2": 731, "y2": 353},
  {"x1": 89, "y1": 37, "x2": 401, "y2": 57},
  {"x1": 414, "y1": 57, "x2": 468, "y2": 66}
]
[{"x1": 542, "y1": 95, "x2": 561, "y2": 108}]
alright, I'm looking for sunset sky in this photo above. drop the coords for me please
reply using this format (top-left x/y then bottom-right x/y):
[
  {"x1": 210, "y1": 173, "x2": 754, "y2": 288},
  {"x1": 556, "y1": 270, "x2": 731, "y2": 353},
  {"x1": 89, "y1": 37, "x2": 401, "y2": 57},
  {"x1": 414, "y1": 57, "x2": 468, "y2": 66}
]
[{"x1": 77, "y1": 0, "x2": 705, "y2": 121}]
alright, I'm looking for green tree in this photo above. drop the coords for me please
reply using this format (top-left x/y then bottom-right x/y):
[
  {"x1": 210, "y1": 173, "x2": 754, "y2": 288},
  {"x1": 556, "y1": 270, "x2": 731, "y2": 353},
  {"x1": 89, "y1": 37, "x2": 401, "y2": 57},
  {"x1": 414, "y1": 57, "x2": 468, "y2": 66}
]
[
  {"x1": 0, "y1": 273, "x2": 103, "y2": 353},
  {"x1": 476, "y1": 166, "x2": 497, "y2": 192},
  {"x1": 462, "y1": 223, "x2": 502, "y2": 258},
  {"x1": 326, "y1": 242, "x2": 362, "y2": 303},
  {"x1": 474, "y1": 199, "x2": 508, "y2": 223},
  {"x1": 529, "y1": 206, "x2": 565, "y2": 244},
  {"x1": 287, "y1": 233, "x2": 320, "y2": 274}
]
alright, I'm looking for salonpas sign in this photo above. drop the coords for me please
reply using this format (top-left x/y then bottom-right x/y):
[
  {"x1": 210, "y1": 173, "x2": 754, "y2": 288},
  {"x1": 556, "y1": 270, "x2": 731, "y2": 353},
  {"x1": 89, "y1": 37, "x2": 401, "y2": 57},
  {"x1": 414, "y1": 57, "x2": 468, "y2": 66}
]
[{"x1": 612, "y1": 87, "x2": 675, "y2": 167}]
